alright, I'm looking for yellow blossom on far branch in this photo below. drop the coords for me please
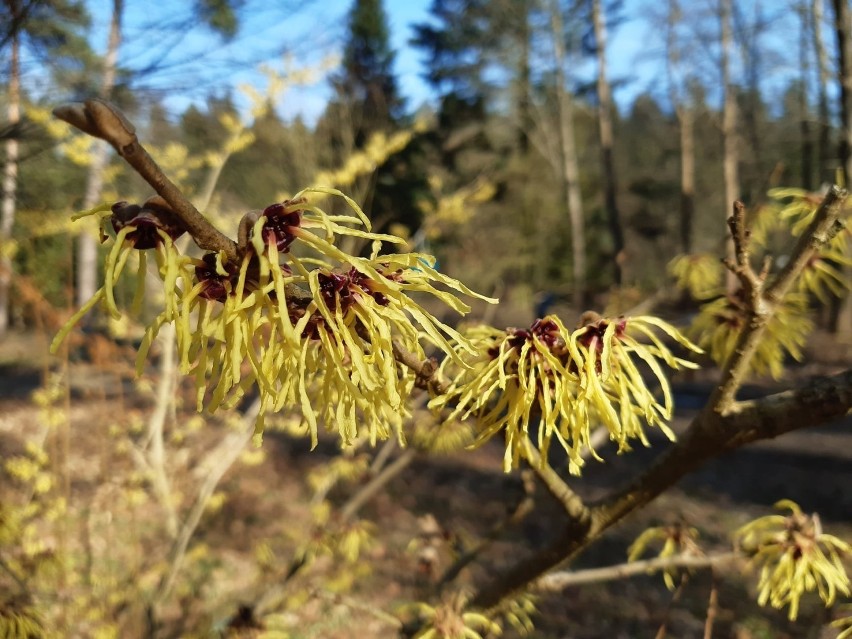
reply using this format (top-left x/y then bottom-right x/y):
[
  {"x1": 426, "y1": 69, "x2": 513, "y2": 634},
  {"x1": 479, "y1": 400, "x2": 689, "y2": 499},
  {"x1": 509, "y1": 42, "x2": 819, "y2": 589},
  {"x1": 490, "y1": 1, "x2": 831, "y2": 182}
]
[
  {"x1": 628, "y1": 523, "x2": 702, "y2": 591},
  {"x1": 736, "y1": 500, "x2": 850, "y2": 621},
  {"x1": 430, "y1": 314, "x2": 701, "y2": 474},
  {"x1": 666, "y1": 253, "x2": 724, "y2": 300},
  {"x1": 690, "y1": 291, "x2": 812, "y2": 379},
  {"x1": 403, "y1": 593, "x2": 501, "y2": 639}
]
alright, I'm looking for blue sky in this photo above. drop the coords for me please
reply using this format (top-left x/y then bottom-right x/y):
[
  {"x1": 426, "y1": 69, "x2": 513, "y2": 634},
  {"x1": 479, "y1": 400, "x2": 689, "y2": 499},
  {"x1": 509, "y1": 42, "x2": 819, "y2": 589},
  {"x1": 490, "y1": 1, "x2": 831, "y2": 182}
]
[
  {"x1": 82, "y1": 0, "x2": 439, "y2": 121},
  {"x1": 78, "y1": 0, "x2": 779, "y2": 124}
]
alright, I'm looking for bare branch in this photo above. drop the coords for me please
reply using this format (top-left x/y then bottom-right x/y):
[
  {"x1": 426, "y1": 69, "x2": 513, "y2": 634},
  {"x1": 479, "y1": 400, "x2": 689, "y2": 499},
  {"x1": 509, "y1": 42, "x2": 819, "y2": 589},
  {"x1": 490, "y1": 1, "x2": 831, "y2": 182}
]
[
  {"x1": 521, "y1": 437, "x2": 589, "y2": 523},
  {"x1": 153, "y1": 399, "x2": 259, "y2": 607},
  {"x1": 53, "y1": 99, "x2": 239, "y2": 263},
  {"x1": 537, "y1": 551, "x2": 739, "y2": 591},
  {"x1": 712, "y1": 187, "x2": 847, "y2": 411},
  {"x1": 392, "y1": 338, "x2": 447, "y2": 395},
  {"x1": 723, "y1": 200, "x2": 765, "y2": 300},
  {"x1": 339, "y1": 448, "x2": 417, "y2": 521},
  {"x1": 765, "y1": 185, "x2": 847, "y2": 302},
  {"x1": 311, "y1": 589, "x2": 403, "y2": 629},
  {"x1": 656, "y1": 573, "x2": 689, "y2": 639},
  {"x1": 471, "y1": 367, "x2": 852, "y2": 609},
  {"x1": 704, "y1": 567, "x2": 719, "y2": 639}
]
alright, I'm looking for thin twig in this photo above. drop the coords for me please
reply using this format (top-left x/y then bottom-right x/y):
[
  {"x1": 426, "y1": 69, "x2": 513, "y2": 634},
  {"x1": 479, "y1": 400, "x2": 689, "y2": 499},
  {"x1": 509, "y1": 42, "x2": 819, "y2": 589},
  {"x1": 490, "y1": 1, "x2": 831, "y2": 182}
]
[
  {"x1": 521, "y1": 437, "x2": 589, "y2": 523},
  {"x1": 339, "y1": 448, "x2": 417, "y2": 521},
  {"x1": 392, "y1": 338, "x2": 447, "y2": 395},
  {"x1": 655, "y1": 573, "x2": 689, "y2": 639},
  {"x1": 369, "y1": 438, "x2": 397, "y2": 475},
  {"x1": 311, "y1": 589, "x2": 403, "y2": 629},
  {"x1": 142, "y1": 323, "x2": 178, "y2": 538},
  {"x1": 713, "y1": 187, "x2": 847, "y2": 411},
  {"x1": 723, "y1": 201, "x2": 766, "y2": 303},
  {"x1": 704, "y1": 566, "x2": 719, "y2": 639},
  {"x1": 765, "y1": 185, "x2": 847, "y2": 302},
  {"x1": 536, "y1": 551, "x2": 740, "y2": 591},
  {"x1": 153, "y1": 399, "x2": 260, "y2": 607}
]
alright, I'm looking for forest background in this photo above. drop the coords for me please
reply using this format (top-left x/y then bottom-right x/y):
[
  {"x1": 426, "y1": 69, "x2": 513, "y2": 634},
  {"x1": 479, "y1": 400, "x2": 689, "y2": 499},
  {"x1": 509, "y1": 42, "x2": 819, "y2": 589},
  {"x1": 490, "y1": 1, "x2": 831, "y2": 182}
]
[
  {"x1": 8, "y1": 0, "x2": 851, "y2": 326},
  {"x1": 2, "y1": 0, "x2": 852, "y2": 637}
]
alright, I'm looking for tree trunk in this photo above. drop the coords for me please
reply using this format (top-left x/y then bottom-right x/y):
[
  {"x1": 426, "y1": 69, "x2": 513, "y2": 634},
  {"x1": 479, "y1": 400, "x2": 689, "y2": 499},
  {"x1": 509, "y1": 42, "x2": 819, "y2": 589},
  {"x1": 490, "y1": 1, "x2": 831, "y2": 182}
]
[
  {"x1": 549, "y1": 0, "x2": 587, "y2": 310},
  {"x1": 678, "y1": 106, "x2": 696, "y2": 254},
  {"x1": 800, "y1": 0, "x2": 814, "y2": 190},
  {"x1": 835, "y1": 0, "x2": 852, "y2": 182},
  {"x1": 721, "y1": 0, "x2": 740, "y2": 292},
  {"x1": 0, "y1": 2, "x2": 21, "y2": 338},
  {"x1": 734, "y1": 1, "x2": 764, "y2": 199},
  {"x1": 814, "y1": 0, "x2": 832, "y2": 181},
  {"x1": 515, "y1": 0, "x2": 531, "y2": 154},
  {"x1": 592, "y1": 0, "x2": 624, "y2": 286},
  {"x1": 76, "y1": 0, "x2": 123, "y2": 308},
  {"x1": 664, "y1": 0, "x2": 695, "y2": 255},
  {"x1": 831, "y1": 0, "x2": 852, "y2": 333}
]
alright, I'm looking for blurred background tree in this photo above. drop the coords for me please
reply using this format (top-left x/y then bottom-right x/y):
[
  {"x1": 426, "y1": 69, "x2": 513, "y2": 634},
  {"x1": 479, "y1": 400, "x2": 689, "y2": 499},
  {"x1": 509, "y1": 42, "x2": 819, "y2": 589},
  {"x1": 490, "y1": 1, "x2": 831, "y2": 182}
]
[{"x1": 1, "y1": 0, "x2": 852, "y2": 635}]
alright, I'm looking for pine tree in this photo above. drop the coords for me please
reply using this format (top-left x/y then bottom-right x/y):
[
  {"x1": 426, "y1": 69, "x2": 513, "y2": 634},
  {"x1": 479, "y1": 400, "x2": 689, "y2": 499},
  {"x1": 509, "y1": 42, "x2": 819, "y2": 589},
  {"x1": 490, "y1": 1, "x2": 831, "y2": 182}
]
[
  {"x1": 316, "y1": 0, "x2": 425, "y2": 232},
  {"x1": 336, "y1": 0, "x2": 403, "y2": 144}
]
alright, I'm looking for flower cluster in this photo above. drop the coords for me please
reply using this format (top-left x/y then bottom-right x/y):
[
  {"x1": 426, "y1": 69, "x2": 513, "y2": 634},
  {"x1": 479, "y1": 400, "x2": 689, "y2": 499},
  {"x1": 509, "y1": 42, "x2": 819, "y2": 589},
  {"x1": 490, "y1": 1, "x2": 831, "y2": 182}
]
[
  {"x1": 690, "y1": 290, "x2": 812, "y2": 378},
  {"x1": 628, "y1": 522, "x2": 702, "y2": 590},
  {"x1": 833, "y1": 604, "x2": 852, "y2": 639},
  {"x1": 667, "y1": 253, "x2": 724, "y2": 300},
  {"x1": 53, "y1": 188, "x2": 494, "y2": 447},
  {"x1": 404, "y1": 593, "x2": 500, "y2": 639},
  {"x1": 735, "y1": 500, "x2": 850, "y2": 621},
  {"x1": 770, "y1": 187, "x2": 851, "y2": 301},
  {"x1": 429, "y1": 314, "x2": 701, "y2": 474}
]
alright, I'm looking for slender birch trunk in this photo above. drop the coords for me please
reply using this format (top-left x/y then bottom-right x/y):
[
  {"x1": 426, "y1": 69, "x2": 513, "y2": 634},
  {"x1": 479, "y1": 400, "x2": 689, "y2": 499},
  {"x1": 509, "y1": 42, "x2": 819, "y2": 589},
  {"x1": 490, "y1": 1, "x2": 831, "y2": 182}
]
[
  {"x1": 76, "y1": 0, "x2": 123, "y2": 307},
  {"x1": 678, "y1": 106, "x2": 696, "y2": 254},
  {"x1": 814, "y1": 0, "x2": 832, "y2": 180},
  {"x1": 800, "y1": 0, "x2": 814, "y2": 190},
  {"x1": 831, "y1": 0, "x2": 852, "y2": 332},
  {"x1": 0, "y1": 0, "x2": 21, "y2": 337},
  {"x1": 721, "y1": 0, "x2": 740, "y2": 292},
  {"x1": 549, "y1": 0, "x2": 587, "y2": 309},
  {"x1": 665, "y1": 0, "x2": 696, "y2": 255},
  {"x1": 592, "y1": 0, "x2": 624, "y2": 285}
]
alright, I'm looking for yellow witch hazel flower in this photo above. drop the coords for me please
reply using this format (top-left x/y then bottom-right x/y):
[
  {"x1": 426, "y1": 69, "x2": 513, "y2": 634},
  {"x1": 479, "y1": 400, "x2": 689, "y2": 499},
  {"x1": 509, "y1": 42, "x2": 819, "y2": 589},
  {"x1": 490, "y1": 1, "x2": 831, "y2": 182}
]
[
  {"x1": 53, "y1": 188, "x2": 494, "y2": 450},
  {"x1": 628, "y1": 522, "x2": 702, "y2": 591},
  {"x1": 767, "y1": 187, "x2": 852, "y2": 302},
  {"x1": 667, "y1": 253, "x2": 725, "y2": 299},
  {"x1": 735, "y1": 500, "x2": 850, "y2": 621},
  {"x1": 431, "y1": 314, "x2": 701, "y2": 474},
  {"x1": 770, "y1": 187, "x2": 849, "y2": 249},
  {"x1": 691, "y1": 290, "x2": 812, "y2": 379},
  {"x1": 51, "y1": 196, "x2": 193, "y2": 352},
  {"x1": 832, "y1": 603, "x2": 852, "y2": 639},
  {"x1": 404, "y1": 593, "x2": 501, "y2": 639}
]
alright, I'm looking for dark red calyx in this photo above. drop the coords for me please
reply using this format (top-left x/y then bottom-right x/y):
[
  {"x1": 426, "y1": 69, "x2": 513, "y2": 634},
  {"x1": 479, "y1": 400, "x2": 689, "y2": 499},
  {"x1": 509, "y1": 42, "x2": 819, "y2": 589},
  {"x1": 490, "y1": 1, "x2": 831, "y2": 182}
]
[
  {"x1": 490, "y1": 318, "x2": 566, "y2": 360},
  {"x1": 260, "y1": 202, "x2": 302, "y2": 252},
  {"x1": 318, "y1": 270, "x2": 356, "y2": 313},
  {"x1": 195, "y1": 253, "x2": 238, "y2": 302},
  {"x1": 110, "y1": 196, "x2": 186, "y2": 249},
  {"x1": 348, "y1": 266, "x2": 397, "y2": 306},
  {"x1": 577, "y1": 317, "x2": 627, "y2": 350},
  {"x1": 286, "y1": 296, "x2": 325, "y2": 340}
]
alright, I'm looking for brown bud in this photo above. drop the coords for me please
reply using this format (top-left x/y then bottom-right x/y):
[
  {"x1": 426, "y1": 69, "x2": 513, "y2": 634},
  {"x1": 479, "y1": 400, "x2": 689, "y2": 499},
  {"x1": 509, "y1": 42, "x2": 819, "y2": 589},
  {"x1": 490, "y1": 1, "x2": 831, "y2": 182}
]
[{"x1": 53, "y1": 98, "x2": 136, "y2": 150}]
